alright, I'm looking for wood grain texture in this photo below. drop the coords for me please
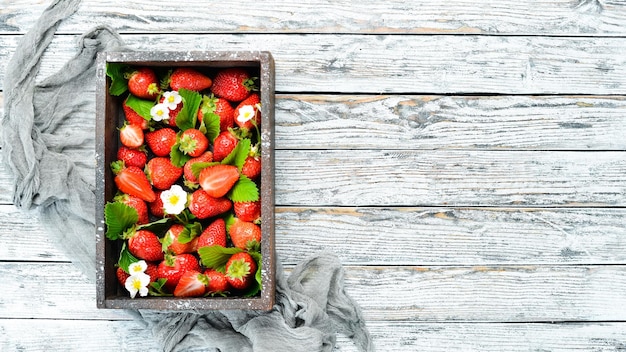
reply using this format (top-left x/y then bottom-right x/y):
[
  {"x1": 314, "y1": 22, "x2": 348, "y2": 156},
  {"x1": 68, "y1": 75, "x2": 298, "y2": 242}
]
[
  {"x1": 2, "y1": 34, "x2": 626, "y2": 94},
  {"x1": 2, "y1": 0, "x2": 626, "y2": 36},
  {"x1": 2, "y1": 262, "x2": 626, "y2": 322}
]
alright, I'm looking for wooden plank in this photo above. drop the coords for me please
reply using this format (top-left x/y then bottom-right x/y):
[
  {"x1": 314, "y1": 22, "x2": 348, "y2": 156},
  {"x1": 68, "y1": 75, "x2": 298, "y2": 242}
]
[
  {"x1": 2, "y1": 262, "x2": 626, "y2": 322},
  {"x1": 2, "y1": 34, "x2": 626, "y2": 94},
  {"x1": 2, "y1": 319, "x2": 626, "y2": 352},
  {"x1": 3, "y1": 205, "x2": 626, "y2": 265},
  {"x1": 2, "y1": 0, "x2": 626, "y2": 36}
]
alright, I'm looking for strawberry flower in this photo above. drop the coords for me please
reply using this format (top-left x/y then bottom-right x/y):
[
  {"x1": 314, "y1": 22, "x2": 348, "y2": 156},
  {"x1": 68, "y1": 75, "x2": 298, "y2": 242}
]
[
  {"x1": 128, "y1": 260, "x2": 148, "y2": 275},
  {"x1": 162, "y1": 91, "x2": 182, "y2": 110},
  {"x1": 125, "y1": 272, "x2": 151, "y2": 298},
  {"x1": 150, "y1": 103, "x2": 170, "y2": 121},
  {"x1": 161, "y1": 184, "x2": 188, "y2": 215},
  {"x1": 236, "y1": 105, "x2": 256, "y2": 124}
]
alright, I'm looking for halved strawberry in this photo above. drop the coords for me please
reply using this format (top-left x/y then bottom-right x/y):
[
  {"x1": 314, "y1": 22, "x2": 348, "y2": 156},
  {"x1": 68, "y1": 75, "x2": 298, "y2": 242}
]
[
  {"x1": 225, "y1": 252, "x2": 257, "y2": 290},
  {"x1": 119, "y1": 123, "x2": 144, "y2": 149},
  {"x1": 157, "y1": 253, "x2": 201, "y2": 292},
  {"x1": 212, "y1": 129, "x2": 239, "y2": 162},
  {"x1": 173, "y1": 270, "x2": 209, "y2": 297},
  {"x1": 187, "y1": 189, "x2": 232, "y2": 219},
  {"x1": 127, "y1": 229, "x2": 164, "y2": 262},
  {"x1": 117, "y1": 146, "x2": 147, "y2": 169},
  {"x1": 179, "y1": 128, "x2": 209, "y2": 157},
  {"x1": 198, "y1": 164, "x2": 239, "y2": 198},
  {"x1": 146, "y1": 127, "x2": 177, "y2": 157},
  {"x1": 127, "y1": 67, "x2": 160, "y2": 100},
  {"x1": 210, "y1": 68, "x2": 256, "y2": 102},
  {"x1": 183, "y1": 151, "x2": 213, "y2": 187},
  {"x1": 170, "y1": 68, "x2": 212, "y2": 92},
  {"x1": 111, "y1": 161, "x2": 156, "y2": 202},
  {"x1": 197, "y1": 218, "x2": 227, "y2": 249},
  {"x1": 145, "y1": 157, "x2": 183, "y2": 190},
  {"x1": 204, "y1": 269, "x2": 230, "y2": 295},
  {"x1": 229, "y1": 218, "x2": 261, "y2": 250}
]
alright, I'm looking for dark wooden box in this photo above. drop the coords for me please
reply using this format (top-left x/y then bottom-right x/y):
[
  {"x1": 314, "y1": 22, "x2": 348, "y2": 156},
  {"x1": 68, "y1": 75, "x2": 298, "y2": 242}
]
[{"x1": 95, "y1": 51, "x2": 275, "y2": 310}]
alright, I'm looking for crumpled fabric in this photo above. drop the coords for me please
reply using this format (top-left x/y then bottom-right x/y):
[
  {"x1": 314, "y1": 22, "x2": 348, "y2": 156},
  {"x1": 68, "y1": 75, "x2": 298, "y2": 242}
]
[{"x1": 1, "y1": 0, "x2": 374, "y2": 351}]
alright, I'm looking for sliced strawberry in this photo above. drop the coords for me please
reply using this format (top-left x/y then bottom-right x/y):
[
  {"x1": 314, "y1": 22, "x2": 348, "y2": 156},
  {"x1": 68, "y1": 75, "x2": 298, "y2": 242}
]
[
  {"x1": 197, "y1": 218, "x2": 227, "y2": 248},
  {"x1": 111, "y1": 161, "x2": 156, "y2": 202},
  {"x1": 229, "y1": 218, "x2": 262, "y2": 250},
  {"x1": 179, "y1": 128, "x2": 209, "y2": 157},
  {"x1": 225, "y1": 252, "x2": 257, "y2": 290},
  {"x1": 119, "y1": 123, "x2": 144, "y2": 149},
  {"x1": 146, "y1": 127, "x2": 177, "y2": 157},
  {"x1": 188, "y1": 189, "x2": 232, "y2": 219},
  {"x1": 127, "y1": 229, "x2": 164, "y2": 262},
  {"x1": 204, "y1": 269, "x2": 230, "y2": 295},
  {"x1": 198, "y1": 164, "x2": 239, "y2": 198},
  {"x1": 212, "y1": 130, "x2": 239, "y2": 162},
  {"x1": 173, "y1": 270, "x2": 209, "y2": 297},
  {"x1": 145, "y1": 157, "x2": 183, "y2": 190},
  {"x1": 183, "y1": 151, "x2": 213, "y2": 187},
  {"x1": 157, "y1": 253, "x2": 201, "y2": 292},
  {"x1": 127, "y1": 67, "x2": 160, "y2": 100}
]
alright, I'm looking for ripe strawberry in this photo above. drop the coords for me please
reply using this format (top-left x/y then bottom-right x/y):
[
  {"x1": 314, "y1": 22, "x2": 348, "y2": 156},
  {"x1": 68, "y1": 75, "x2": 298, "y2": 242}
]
[
  {"x1": 146, "y1": 127, "x2": 177, "y2": 157},
  {"x1": 157, "y1": 253, "x2": 201, "y2": 292},
  {"x1": 188, "y1": 189, "x2": 232, "y2": 219},
  {"x1": 123, "y1": 98, "x2": 149, "y2": 130},
  {"x1": 111, "y1": 161, "x2": 156, "y2": 202},
  {"x1": 117, "y1": 146, "x2": 147, "y2": 169},
  {"x1": 225, "y1": 252, "x2": 257, "y2": 290},
  {"x1": 233, "y1": 93, "x2": 261, "y2": 130},
  {"x1": 127, "y1": 229, "x2": 164, "y2": 262},
  {"x1": 170, "y1": 68, "x2": 213, "y2": 92},
  {"x1": 119, "y1": 123, "x2": 144, "y2": 148},
  {"x1": 233, "y1": 200, "x2": 261, "y2": 223},
  {"x1": 204, "y1": 269, "x2": 230, "y2": 294},
  {"x1": 242, "y1": 156, "x2": 261, "y2": 180},
  {"x1": 229, "y1": 218, "x2": 261, "y2": 250},
  {"x1": 173, "y1": 270, "x2": 209, "y2": 297},
  {"x1": 116, "y1": 267, "x2": 130, "y2": 287},
  {"x1": 211, "y1": 68, "x2": 256, "y2": 102},
  {"x1": 149, "y1": 190, "x2": 165, "y2": 218},
  {"x1": 145, "y1": 157, "x2": 183, "y2": 190},
  {"x1": 197, "y1": 218, "x2": 227, "y2": 248},
  {"x1": 198, "y1": 95, "x2": 234, "y2": 132},
  {"x1": 144, "y1": 262, "x2": 159, "y2": 282},
  {"x1": 212, "y1": 130, "x2": 239, "y2": 162},
  {"x1": 115, "y1": 193, "x2": 149, "y2": 224},
  {"x1": 198, "y1": 164, "x2": 239, "y2": 198},
  {"x1": 164, "y1": 224, "x2": 198, "y2": 255},
  {"x1": 160, "y1": 95, "x2": 183, "y2": 128},
  {"x1": 127, "y1": 67, "x2": 160, "y2": 100},
  {"x1": 183, "y1": 151, "x2": 213, "y2": 187},
  {"x1": 179, "y1": 128, "x2": 209, "y2": 157}
]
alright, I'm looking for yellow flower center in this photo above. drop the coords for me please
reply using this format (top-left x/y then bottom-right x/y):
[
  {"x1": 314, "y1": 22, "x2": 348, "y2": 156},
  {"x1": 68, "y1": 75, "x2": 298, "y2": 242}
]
[
  {"x1": 132, "y1": 277, "x2": 143, "y2": 290},
  {"x1": 157, "y1": 109, "x2": 164, "y2": 116},
  {"x1": 168, "y1": 95, "x2": 175, "y2": 103},
  {"x1": 169, "y1": 194, "x2": 180, "y2": 205}
]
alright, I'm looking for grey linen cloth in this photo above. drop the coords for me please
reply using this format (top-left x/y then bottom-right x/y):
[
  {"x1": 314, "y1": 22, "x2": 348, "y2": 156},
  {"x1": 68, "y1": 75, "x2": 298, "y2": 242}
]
[{"x1": 1, "y1": 0, "x2": 374, "y2": 351}]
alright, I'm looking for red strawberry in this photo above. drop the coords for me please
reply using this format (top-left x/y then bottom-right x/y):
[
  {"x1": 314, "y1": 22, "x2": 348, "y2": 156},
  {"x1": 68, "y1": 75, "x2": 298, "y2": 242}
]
[
  {"x1": 229, "y1": 218, "x2": 262, "y2": 250},
  {"x1": 242, "y1": 156, "x2": 261, "y2": 180},
  {"x1": 183, "y1": 151, "x2": 213, "y2": 187},
  {"x1": 127, "y1": 67, "x2": 160, "y2": 100},
  {"x1": 210, "y1": 68, "x2": 256, "y2": 102},
  {"x1": 119, "y1": 123, "x2": 144, "y2": 148},
  {"x1": 198, "y1": 164, "x2": 239, "y2": 198},
  {"x1": 233, "y1": 200, "x2": 261, "y2": 223},
  {"x1": 146, "y1": 127, "x2": 177, "y2": 157},
  {"x1": 111, "y1": 161, "x2": 156, "y2": 202},
  {"x1": 127, "y1": 229, "x2": 164, "y2": 262},
  {"x1": 115, "y1": 193, "x2": 149, "y2": 224},
  {"x1": 157, "y1": 253, "x2": 200, "y2": 292},
  {"x1": 164, "y1": 224, "x2": 198, "y2": 255},
  {"x1": 204, "y1": 269, "x2": 230, "y2": 294},
  {"x1": 198, "y1": 96, "x2": 234, "y2": 132},
  {"x1": 233, "y1": 93, "x2": 261, "y2": 130},
  {"x1": 144, "y1": 262, "x2": 159, "y2": 282},
  {"x1": 117, "y1": 146, "x2": 147, "y2": 169},
  {"x1": 160, "y1": 95, "x2": 183, "y2": 128},
  {"x1": 145, "y1": 157, "x2": 183, "y2": 190},
  {"x1": 123, "y1": 98, "x2": 149, "y2": 130},
  {"x1": 197, "y1": 218, "x2": 227, "y2": 249},
  {"x1": 149, "y1": 190, "x2": 165, "y2": 218},
  {"x1": 173, "y1": 270, "x2": 209, "y2": 297},
  {"x1": 188, "y1": 189, "x2": 232, "y2": 219},
  {"x1": 170, "y1": 68, "x2": 212, "y2": 92},
  {"x1": 179, "y1": 128, "x2": 209, "y2": 157},
  {"x1": 212, "y1": 130, "x2": 239, "y2": 162},
  {"x1": 225, "y1": 252, "x2": 257, "y2": 290},
  {"x1": 116, "y1": 267, "x2": 130, "y2": 286}
]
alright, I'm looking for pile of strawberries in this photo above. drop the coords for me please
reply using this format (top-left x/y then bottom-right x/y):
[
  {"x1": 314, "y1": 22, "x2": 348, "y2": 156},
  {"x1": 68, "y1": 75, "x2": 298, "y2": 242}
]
[{"x1": 104, "y1": 64, "x2": 264, "y2": 298}]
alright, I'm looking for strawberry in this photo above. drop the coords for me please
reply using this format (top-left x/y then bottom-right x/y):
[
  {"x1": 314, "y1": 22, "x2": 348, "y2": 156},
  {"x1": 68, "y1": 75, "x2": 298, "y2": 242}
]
[
  {"x1": 204, "y1": 269, "x2": 230, "y2": 295},
  {"x1": 146, "y1": 127, "x2": 177, "y2": 157},
  {"x1": 123, "y1": 98, "x2": 149, "y2": 130},
  {"x1": 225, "y1": 252, "x2": 257, "y2": 291},
  {"x1": 210, "y1": 68, "x2": 256, "y2": 102},
  {"x1": 198, "y1": 164, "x2": 239, "y2": 198},
  {"x1": 233, "y1": 200, "x2": 261, "y2": 223},
  {"x1": 127, "y1": 67, "x2": 160, "y2": 100},
  {"x1": 170, "y1": 68, "x2": 213, "y2": 92},
  {"x1": 183, "y1": 151, "x2": 213, "y2": 187},
  {"x1": 114, "y1": 193, "x2": 149, "y2": 224},
  {"x1": 157, "y1": 253, "x2": 200, "y2": 292},
  {"x1": 149, "y1": 190, "x2": 165, "y2": 218},
  {"x1": 119, "y1": 123, "x2": 144, "y2": 149},
  {"x1": 111, "y1": 161, "x2": 156, "y2": 202},
  {"x1": 179, "y1": 128, "x2": 209, "y2": 157},
  {"x1": 145, "y1": 157, "x2": 183, "y2": 190},
  {"x1": 164, "y1": 224, "x2": 198, "y2": 255},
  {"x1": 116, "y1": 267, "x2": 130, "y2": 287},
  {"x1": 188, "y1": 189, "x2": 232, "y2": 219},
  {"x1": 127, "y1": 229, "x2": 164, "y2": 262},
  {"x1": 242, "y1": 156, "x2": 261, "y2": 180},
  {"x1": 233, "y1": 93, "x2": 261, "y2": 130},
  {"x1": 144, "y1": 262, "x2": 159, "y2": 282},
  {"x1": 198, "y1": 95, "x2": 234, "y2": 132},
  {"x1": 212, "y1": 130, "x2": 239, "y2": 162},
  {"x1": 117, "y1": 146, "x2": 147, "y2": 169},
  {"x1": 173, "y1": 270, "x2": 209, "y2": 297},
  {"x1": 229, "y1": 218, "x2": 261, "y2": 250},
  {"x1": 160, "y1": 95, "x2": 182, "y2": 128},
  {"x1": 197, "y1": 218, "x2": 227, "y2": 249}
]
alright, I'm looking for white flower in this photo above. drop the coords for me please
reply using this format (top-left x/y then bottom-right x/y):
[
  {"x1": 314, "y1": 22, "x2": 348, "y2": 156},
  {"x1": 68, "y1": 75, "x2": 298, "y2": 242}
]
[
  {"x1": 162, "y1": 91, "x2": 182, "y2": 110},
  {"x1": 128, "y1": 260, "x2": 147, "y2": 275},
  {"x1": 161, "y1": 184, "x2": 187, "y2": 215},
  {"x1": 125, "y1": 272, "x2": 151, "y2": 298},
  {"x1": 237, "y1": 105, "x2": 256, "y2": 124},
  {"x1": 150, "y1": 103, "x2": 170, "y2": 121}
]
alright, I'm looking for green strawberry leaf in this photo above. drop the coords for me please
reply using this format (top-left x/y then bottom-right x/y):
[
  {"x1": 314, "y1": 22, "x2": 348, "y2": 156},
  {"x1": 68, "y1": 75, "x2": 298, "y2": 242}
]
[
  {"x1": 176, "y1": 88, "x2": 202, "y2": 131},
  {"x1": 125, "y1": 94, "x2": 155, "y2": 120},
  {"x1": 136, "y1": 217, "x2": 172, "y2": 237},
  {"x1": 148, "y1": 278, "x2": 173, "y2": 296},
  {"x1": 221, "y1": 138, "x2": 251, "y2": 170},
  {"x1": 159, "y1": 69, "x2": 173, "y2": 90},
  {"x1": 228, "y1": 174, "x2": 259, "y2": 202},
  {"x1": 198, "y1": 245, "x2": 243, "y2": 271},
  {"x1": 191, "y1": 161, "x2": 220, "y2": 179},
  {"x1": 118, "y1": 242, "x2": 139, "y2": 273},
  {"x1": 224, "y1": 212, "x2": 236, "y2": 233},
  {"x1": 201, "y1": 112, "x2": 221, "y2": 143},
  {"x1": 161, "y1": 230, "x2": 174, "y2": 252},
  {"x1": 104, "y1": 202, "x2": 138, "y2": 240},
  {"x1": 178, "y1": 222, "x2": 202, "y2": 244},
  {"x1": 106, "y1": 63, "x2": 128, "y2": 96},
  {"x1": 243, "y1": 251, "x2": 262, "y2": 297},
  {"x1": 170, "y1": 140, "x2": 191, "y2": 168}
]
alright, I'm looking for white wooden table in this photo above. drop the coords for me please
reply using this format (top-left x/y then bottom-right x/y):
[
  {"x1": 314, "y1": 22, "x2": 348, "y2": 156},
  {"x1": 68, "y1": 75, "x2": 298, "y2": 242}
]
[{"x1": 1, "y1": 1, "x2": 626, "y2": 350}]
